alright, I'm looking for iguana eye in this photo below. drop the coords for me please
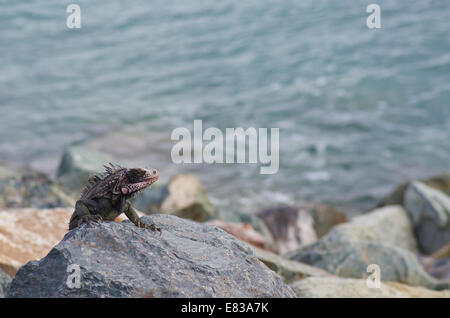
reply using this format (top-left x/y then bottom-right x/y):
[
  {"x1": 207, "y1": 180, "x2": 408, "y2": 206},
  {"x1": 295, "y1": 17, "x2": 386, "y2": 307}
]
[{"x1": 152, "y1": 170, "x2": 157, "y2": 175}]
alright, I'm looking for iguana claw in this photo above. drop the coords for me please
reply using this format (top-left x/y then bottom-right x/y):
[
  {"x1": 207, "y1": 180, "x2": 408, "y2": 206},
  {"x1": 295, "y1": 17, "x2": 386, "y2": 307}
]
[
  {"x1": 137, "y1": 220, "x2": 162, "y2": 235},
  {"x1": 77, "y1": 214, "x2": 103, "y2": 227}
]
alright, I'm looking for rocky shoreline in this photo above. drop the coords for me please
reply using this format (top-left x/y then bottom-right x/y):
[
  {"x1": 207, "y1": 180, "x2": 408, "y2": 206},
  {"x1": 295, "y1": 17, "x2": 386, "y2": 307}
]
[{"x1": 0, "y1": 146, "x2": 449, "y2": 297}]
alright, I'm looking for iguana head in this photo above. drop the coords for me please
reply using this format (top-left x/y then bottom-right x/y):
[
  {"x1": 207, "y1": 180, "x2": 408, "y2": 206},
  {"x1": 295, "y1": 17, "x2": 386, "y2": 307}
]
[
  {"x1": 119, "y1": 167, "x2": 159, "y2": 197},
  {"x1": 81, "y1": 164, "x2": 160, "y2": 200}
]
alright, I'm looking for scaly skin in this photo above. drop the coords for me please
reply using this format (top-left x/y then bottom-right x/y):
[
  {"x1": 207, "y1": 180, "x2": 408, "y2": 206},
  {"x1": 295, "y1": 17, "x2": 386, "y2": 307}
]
[{"x1": 68, "y1": 163, "x2": 161, "y2": 234}]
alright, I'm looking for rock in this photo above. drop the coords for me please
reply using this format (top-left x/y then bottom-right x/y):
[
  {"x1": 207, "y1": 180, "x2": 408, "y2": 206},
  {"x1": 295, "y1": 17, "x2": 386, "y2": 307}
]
[
  {"x1": 206, "y1": 220, "x2": 269, "y2": 250},
  {"x1": 0, "y1": 208, "x2": 73, "y2": 277},
  {"x1": 252, "y1": 247, "x2": 331, "y2": 283},
  {"x1": 114, "y1": 210, "x2": 145, "y2": 223},
  {"x1": 256, "y1": 206, "x2": 318, "y2": 254},
  {"x1": 221, "y1": 210, "x2": 276, "y2": 252},
  {"x1": 6, "y1": 214, "x2": 295, "y2": 298},
  {"x1": 422, "y1": 243, "x2": 450, "y2": 282},
  {"x1": 160, "y1": 174, "x2": 218, "y2": 222},
  {"x1": 0, "y1": 268, "x2": 11, "y2": 298},
  {"x1": 404, "y1": 181, "x2": 450, "y2": 254},
  {"x1": 336, "y1": 205, "x2": 419, "y2": 252},
  {"x1": 0, "y1": 164, "x2": 74, "y2": 209},
  {"x1": 432, "y1": 243, "x2": 450, "y2": 259},
  {"x1": 57, "y1": 146, "x2": 114, "y2": 193},
  {"x1": 427, "y1": 258, "x2": 450, "y2": 282},
  {"x1": 299, "y1": 201, "x2": 347, "y2": 238},
  {"x1": 286, "y1": 206, "x2": 447, "y2": 290},
  {"x1": 288, "y1": 239, "x2": 446, "y2": 290},
  {"x1": 290, "y1": 276, "x2": 450, "y2": 298},
  {"x1": 133, "y1": 183, "x2": 169, "y2": 213},
  {"x1": 255, "y1": 203, "x2": 347, "y2": 254},
  {"x1": 0, "y1": 207, "x2": 150, "y2": 277},
  {"x1": 378, "y1": 174, "x2": 450, "y2": 207}
]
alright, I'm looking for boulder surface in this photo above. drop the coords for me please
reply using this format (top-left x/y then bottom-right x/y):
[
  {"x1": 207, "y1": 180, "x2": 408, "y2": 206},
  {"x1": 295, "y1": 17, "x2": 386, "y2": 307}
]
[
  {"x1": 160, "y1": 174, "x2": 218, "y2": 222},
  {"x1": 6, "y1": 214, "x2": 295, "y2": 298},
  {"x1": 378, "y1": 174, "x2": 450, "y2": 207},
  {"x1": 286, "y1": 206, "x2": 447, "y2": 290},
  {"x1": 0, "y1": 165, "x2": 74, "y2": 209},
  {"x1": 206, "y1": 220, "x2": 269, "y2": 250},
  {"x1": 256, "y1": 206, "x2": 318, "y2": 254},
  {"x1": 252, "y1": 247, "x2": 331, "y2": 283},
  {"x1": 0, "y1": 208, "x2": 73, "y2": 277},
  {"x1": 404, "y1": 181, "x2": 450, "y2": 254},
  {"x1": 335, "y1": 205, "x2": 418, "y2": 252},
  {"x1": 290, "y1": 276, "x2": 450, "y2": 298},
  {"x1": 0, "y1": 268, "x2": 11, "y2": 298}
]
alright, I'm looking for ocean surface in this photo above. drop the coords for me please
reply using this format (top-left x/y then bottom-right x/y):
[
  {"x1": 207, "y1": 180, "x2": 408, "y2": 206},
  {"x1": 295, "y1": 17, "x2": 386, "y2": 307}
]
[{"x1": 1, "y1": 0, "x2": 449, "y2": 215}]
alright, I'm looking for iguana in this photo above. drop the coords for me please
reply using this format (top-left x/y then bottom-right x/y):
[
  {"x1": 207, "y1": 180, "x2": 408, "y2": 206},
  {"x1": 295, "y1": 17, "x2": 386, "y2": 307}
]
[{"x1": 68, "y1": 163, "x2": 161, "y2": 233}]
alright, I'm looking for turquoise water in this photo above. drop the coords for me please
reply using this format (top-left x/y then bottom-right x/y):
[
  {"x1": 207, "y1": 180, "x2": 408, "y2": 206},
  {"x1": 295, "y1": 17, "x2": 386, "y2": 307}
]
[{"x1": 1, "y1": 1, "x2": 449, "y2": 213}]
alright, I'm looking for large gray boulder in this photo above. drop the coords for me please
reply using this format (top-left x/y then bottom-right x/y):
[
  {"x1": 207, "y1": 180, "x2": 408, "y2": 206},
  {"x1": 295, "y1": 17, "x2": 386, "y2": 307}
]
[
  {"x1": 6, "y1": 214, "x2": 294, "y2": 298},
  {"x1": 404, "y1": 181, "x2": 450, "y2": 255},
  {"x1": 0, "y1": 268, "x2": 11, "y2": 298},
  {"x1": 286, "y1": 206, "x2": 447, "y2": 290}
]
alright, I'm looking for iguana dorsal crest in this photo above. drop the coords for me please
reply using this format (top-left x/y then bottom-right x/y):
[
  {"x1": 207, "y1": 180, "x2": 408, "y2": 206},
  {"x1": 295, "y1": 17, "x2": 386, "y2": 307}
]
[{"x1": 80, "y1": 163, "x2": 126, "y2": 199}]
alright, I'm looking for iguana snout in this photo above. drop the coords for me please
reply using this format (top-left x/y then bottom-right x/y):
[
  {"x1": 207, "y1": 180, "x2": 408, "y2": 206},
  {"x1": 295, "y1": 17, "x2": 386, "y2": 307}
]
[{"x1": 122, "y1": 167, "x2": 159, "y2": 195}]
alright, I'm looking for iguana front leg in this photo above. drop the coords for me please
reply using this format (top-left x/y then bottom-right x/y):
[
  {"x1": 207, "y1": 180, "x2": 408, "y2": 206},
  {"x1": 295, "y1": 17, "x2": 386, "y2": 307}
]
[
  {"x1": 124, "y1": 201, "x2": 161, "y2": 234},
  {"x1": 69, "y1": 199, "x2": 103, "y2": 230}
]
